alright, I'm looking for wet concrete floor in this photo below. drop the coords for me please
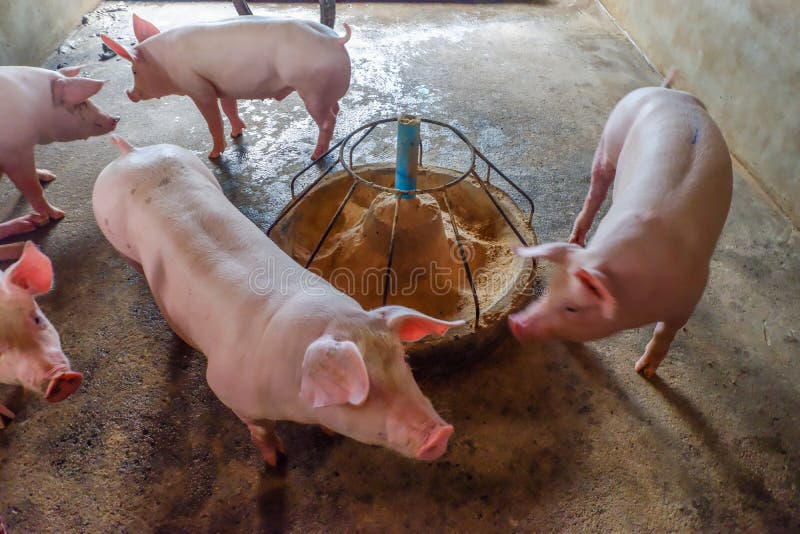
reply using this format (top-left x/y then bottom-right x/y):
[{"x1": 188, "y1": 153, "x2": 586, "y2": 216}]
[{"x1": 1, "y1": 1, "x2": 798, "y2": 532}]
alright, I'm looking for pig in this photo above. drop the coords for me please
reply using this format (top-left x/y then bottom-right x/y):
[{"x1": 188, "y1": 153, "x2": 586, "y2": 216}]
[
  {"x1": 509, "y1": 74, "x2": 732, "y2": 378},
  {"x1": 0, "y1": 66, "x2": 119, "y2": 238},
  {"x1": 92, "y1": 136, "x2": 462, "y2": 465},
  {"x1": 0, "y1": 241, "x2": 83, "y2": 429},
  {"x1": 101, "y1": 14, "x2": 352, "y2": 160}
]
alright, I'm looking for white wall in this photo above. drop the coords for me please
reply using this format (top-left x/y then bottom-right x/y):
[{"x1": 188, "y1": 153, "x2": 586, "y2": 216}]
[
  {"x1": 600, "y1": 0, "x2": 800, "y2": 227},
  {"x1": 0, "y1": 0, "x2": 101, "y2": 66}
]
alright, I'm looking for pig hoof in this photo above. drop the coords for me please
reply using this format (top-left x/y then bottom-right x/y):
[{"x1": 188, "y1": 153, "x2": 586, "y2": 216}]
[
  {"x1": 36, "y1": 169, "x2": 57, "y2": 183},
  {"x1": 230, "y1": 125, "x2": 245, "y2": 138},
  {"x1": 568, "y1": 231, "x2": 586, "y2": 247},
  {"x1": 259, "y1": 442, "x2": 286, "y2": 467},
  {"x1": 0, "y1": 404, "x2": 15, "y2": 428},
  {"x1": 318, "y1": 425, "x2": 337, "y2": 437},
  {"x1": 208, "y1": 149, "x2": 224, "y2": 159},
  {"x1": 262, "y1": 449, "x2": 280, "y2": 467},
  {"x1": 28, "y1": 213, "x2": 50, "y2": 227},
  {"x1": 635, "y1": 357, "x2": 658, "y2": 379},
  {"x1": 47, "y1": 207, "x2": 66, "y2": 220}
]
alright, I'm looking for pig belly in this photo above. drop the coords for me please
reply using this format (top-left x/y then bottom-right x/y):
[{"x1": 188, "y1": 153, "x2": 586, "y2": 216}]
[{"x1": 214, "y1": 78, "x2": 292, "y2": 101}]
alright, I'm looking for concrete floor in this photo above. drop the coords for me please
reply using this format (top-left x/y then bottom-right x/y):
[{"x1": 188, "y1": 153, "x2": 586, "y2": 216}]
[{"x1": 1, "y1": 1, "x2": 798, "y2": 532}]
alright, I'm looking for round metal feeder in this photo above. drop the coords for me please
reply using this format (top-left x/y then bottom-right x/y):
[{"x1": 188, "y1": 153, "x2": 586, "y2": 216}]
[{"x1": 268, "y1": 117, "x2": 538, "y2": 374}]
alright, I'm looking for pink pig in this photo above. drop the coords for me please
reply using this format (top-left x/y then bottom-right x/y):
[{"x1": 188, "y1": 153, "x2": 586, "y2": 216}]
[
  {"x1": 509, "y1": 76, "x2": 732, "y2": 378},
  {"x1": 93, "y1": 136, "x2": 461, "y2": 465},
  {"x1": 101, "y1": 14, "x2": 352, "y2": 160},
  {"x1": 0, "y1": 242, "x2": 83, "y2": 428},
  {"x1": 0, "y1": 66, "x2": 119, "y2": 240}
]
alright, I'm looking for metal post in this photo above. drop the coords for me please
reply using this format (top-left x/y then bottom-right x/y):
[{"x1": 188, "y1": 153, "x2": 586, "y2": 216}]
[
  {"x1": 320, "y1": 0, "x2": 336, "y2": 29},
  {"x1": 232, "y1": 0, "x2": 252, "y2": 16}
]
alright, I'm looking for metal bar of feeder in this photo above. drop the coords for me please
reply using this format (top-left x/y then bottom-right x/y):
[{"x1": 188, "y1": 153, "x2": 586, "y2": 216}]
[
  {"x1": 381, "y1": 195, "x2": 401, "y2": 306},
  {"x1": 340, "y1": 118, "x2": 477, "y2": 195},
  {"x1": 441, "y1": 191, "x2": 480, "y2": 328},
  {"x1": 348, "y1": 124, "x2": 378, "y2": 169},
  {"x1": 305, "y1": 180, "x2": 358, "y2": 269},
  {"x1": 269, "y1": 126, "x2": 376, "y2": 236},
  {"x1": 290, "y1": 138, "x2": 345, "y2": 197},
  {"x1": 471, "y1": 171, "x2": 530, "y2": 247},
  {"x1": 473, "y1": 147, "x2": 535, "y2": 225},
  {"x1": 268, "y1": 161, "x2": 338, "y2": 236},
  {"x1": 291, "y1": 159, "x2": 338, "y2": 199}
]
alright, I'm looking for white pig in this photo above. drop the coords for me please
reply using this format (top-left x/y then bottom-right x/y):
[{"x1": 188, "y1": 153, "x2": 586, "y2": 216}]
[
  {"x1": 101, "y1": 14, "x2": 351, "y2": 160},
  {"x1": 0, "y1": 242, "x2": 83, "y2": 428},
  {"x1": 509, "y1": 77, "x2": 732, "y2": 378},
  {"x1": 93, "y1": 136, "x2": 461, "y2": 465},
  {"x1": 0, "y1": 66, "x2": 119, "y2": 238}
]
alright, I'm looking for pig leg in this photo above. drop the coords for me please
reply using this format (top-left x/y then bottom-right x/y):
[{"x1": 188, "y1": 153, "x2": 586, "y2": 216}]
[
  {"x1": 569, "y1": 142, "x2": 615, "y2": 247},
  {"x1": 302, "y1": 96, "x2": 337, "y2": 160},
  {"x1": 220, "y1": 97, "x2": 246, "y2": 138},
  {"x1": 191, "y1": 95, "x2": 226, "y2": 159},
  {"x1": 0, "y1": 243, "x2": 25, "y2": 261},
  {"x1": 5, "y1": 151, "x2": 65, "y2": 220},
  {"x1": 240, "y1": 416, "x2": 285, "y2": 466},
  {"x1": 0, "y1": 213, "x2": 49, "y2": 240},
  {"x1": 635, "y1": 319, "x2": 686, "y2": 378}
]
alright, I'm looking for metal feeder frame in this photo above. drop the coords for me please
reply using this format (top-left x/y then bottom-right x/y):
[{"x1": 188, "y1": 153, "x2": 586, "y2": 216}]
[{"x1": 267, "y1": 117, "x2": 536, "y2": 330}]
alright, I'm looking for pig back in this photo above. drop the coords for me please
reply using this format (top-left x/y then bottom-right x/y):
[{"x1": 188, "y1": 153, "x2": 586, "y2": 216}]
[
  {"x1": 149, "y1": 17, "x2": 349, "y2": 100},
  {"x1": 0, "y1": 67, "x2": 53, "y2": 150},
  {"x1": 610, "y1": 92, "x2": 732, "y2": 253},
  {"x1": 95, "y1": 143, "x2": 327, "y2": 360}
]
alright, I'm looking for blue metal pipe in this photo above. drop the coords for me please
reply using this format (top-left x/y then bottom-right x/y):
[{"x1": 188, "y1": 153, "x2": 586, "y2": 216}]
[{"x1": 395, "y1": 114, "x2": 420, "y2": 199}]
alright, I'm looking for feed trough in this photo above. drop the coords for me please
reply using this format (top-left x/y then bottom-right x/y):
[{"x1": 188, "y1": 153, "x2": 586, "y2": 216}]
[{"x1": 269, "y1": 115, "x2": 538, "y2": 373}]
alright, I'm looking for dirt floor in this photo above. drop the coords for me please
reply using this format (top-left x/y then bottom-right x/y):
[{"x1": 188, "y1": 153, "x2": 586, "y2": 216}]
[{"x1": 1, "y1": 1, "x2": 798, "y2": 532}]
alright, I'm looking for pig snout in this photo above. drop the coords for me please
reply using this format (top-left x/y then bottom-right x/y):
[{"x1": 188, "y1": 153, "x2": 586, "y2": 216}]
[
  {"x1": 44, "y1": 371, "x2": 83, "y2": 403},
  {"x1": 99, "y1": 115, "x2": 120, "y2": 134},
  {"x1": 509, "y1": 308, "x2": 550, "y2": 341},
  {"x1": 126, "y1": 89, "x2": 140, "y2": 103},
  {"x1": 415, "y1": 424, "x2": 454, "y2": 461},
  {"x1": 387, "y1": 409, "x2": 454, "y2": 461}
]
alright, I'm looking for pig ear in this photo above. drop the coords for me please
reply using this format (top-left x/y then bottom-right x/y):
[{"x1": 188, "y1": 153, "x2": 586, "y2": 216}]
[
  {"x1": 374, "y1": 305, "x2": 465, "y2": 342},
  {"x1": 58, "y1": 65, "x2": 83, "y2": 77},
  {"x1": 52, "y1": 77, "x2": 106, "y2": 107},
  {"x1": 100, "y1": 34, "x2": 135, "y2": 62},
  {"x1": 132, "y1": 13, "x2": 161, "y2": 42},
  {"x1": 300, "y1": 335, "x2": 369, "y2": 408},
  {"x1": 514, "y1": 242, "x2": 579, "y2": 264},
  {"x1": 575, "y1": 268, "x2": 616, "y2": 319},
  {"x1": 4, "y1": 242, "x2": 53, "y2": 295}
]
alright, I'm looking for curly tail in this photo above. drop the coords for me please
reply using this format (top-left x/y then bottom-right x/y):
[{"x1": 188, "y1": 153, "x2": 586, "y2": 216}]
[
  {"x1": 661, "y1": 66, "x2": 678, "y2": 88},
  {"x1": 110, "y1": 134, "x2": 135, "y2": 155},
  {"x1": 338, "y1": 23, "x2": 351, "y2": 45}
]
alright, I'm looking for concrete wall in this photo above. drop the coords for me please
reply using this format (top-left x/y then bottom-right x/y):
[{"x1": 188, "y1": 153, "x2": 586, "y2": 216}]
[
  {"x1": 0, "y1": 0, "x2": 100, "y2": 66},
  {"x1": 599, "y1": 0, "x2": 800, "y2": 228}
]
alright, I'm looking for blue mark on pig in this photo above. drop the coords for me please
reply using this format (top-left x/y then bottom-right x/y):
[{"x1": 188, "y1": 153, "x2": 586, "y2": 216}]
[{"x1": 691, "y1": 127, "x2": 699, "y2": 144}]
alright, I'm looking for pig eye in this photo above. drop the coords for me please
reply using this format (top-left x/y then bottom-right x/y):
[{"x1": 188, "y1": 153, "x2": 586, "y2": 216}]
[
  {"x1": 132, "y1": 68, "x2": 137, "y2": 75},
  {"x1": 30, "y1": 312, "x2": 45, "y2": 328},
  {"x1": 565, "y1": 306, "x2": 578, "y2": 313}
]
